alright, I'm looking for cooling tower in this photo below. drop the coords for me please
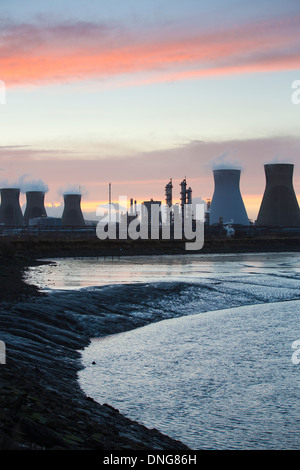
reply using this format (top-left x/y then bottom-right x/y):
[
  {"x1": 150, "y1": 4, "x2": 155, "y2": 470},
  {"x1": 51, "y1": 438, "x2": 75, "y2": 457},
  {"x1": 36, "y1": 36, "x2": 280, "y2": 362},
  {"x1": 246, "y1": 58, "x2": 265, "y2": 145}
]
[
  {"x1": 209, "y1": 169, "x2": 249, "y2": 225},
  {"x1": 256, "y1": 164, "x2": 300, "y2": 227},
  {"x1": 0, "y1": 188, "x2": 25, "y2": 226},
  {"x1": 24, "y1": 191, "x2": 47, "y2": 225},
  {"x1": 61, "y1": 193, "x2": 85, "y2": 227}
]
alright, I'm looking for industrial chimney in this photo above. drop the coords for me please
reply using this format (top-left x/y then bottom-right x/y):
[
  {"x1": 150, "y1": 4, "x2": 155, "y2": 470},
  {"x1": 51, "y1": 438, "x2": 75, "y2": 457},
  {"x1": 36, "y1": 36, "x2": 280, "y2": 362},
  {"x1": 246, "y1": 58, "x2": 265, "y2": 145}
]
[
  {"x1": 256, "y1": 163, "x2": 300, "y2": 227},
  {"x1": 0, "y1": 188, "x2": 25, "y2": 226},
  {"x1": 209, "y1": 169, "x2": 249, "y2": 225},
  {"x1": 61, "y1": 193, "x2": 85, "y2": 227},
  {"x1": 24, "y1": 191, "x2": 47, "y2": 225}
]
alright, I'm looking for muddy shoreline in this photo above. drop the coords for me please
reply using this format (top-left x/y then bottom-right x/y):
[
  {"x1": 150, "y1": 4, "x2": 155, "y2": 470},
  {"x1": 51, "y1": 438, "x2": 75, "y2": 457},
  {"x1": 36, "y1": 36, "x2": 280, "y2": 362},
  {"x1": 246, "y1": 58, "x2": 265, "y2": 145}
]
[
  {"x1": 0, "y1": 253, "x2": 190, "y2": 450},
  {"x1": 0, "y1": 237, "x2": 299, "y2": 450}
]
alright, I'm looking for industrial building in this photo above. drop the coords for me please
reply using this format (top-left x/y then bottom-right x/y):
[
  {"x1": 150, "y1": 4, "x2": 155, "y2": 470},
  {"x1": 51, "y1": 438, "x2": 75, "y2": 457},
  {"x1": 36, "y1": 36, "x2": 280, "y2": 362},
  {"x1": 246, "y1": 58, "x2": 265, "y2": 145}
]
[
  {"x1": 61, "y1": 193, "x2": 85, "y2": 227},
  {"x1": 256, "y1": 163, "x2": 300, "y2": 227},
  {"x1": 0, "y1": 162, "x2": 299, "y2": 238},
  {"x1": 0, "y1": 188, "x2": 25, "y2": 226},
  {"x1": 180, "y1": 178, "x2": 192, "y2": 211},
  {"x1": 24, "y1": 190, "x2": 47, "y2": 225},
  {"x1": 209, "y1": 169, "x2": 250, "y2": 226},
  {"x1": 142, "y1": 199, "x2": 162, "y2": 227}
]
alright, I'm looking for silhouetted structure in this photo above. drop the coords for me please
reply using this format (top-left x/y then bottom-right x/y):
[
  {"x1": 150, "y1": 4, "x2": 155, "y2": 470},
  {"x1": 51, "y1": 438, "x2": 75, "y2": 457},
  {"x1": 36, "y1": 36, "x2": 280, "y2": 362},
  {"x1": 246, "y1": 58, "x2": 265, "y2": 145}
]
[
  {"x1": 24, "y1": 191, "x2": 47, "y2": 225},
  {"x1": 142, "y1": 199, "x2": 162, "y2": 224},
  {"x1": 256, "y1": 163, "x2": 300, "y2": 227},
  {"x1": 61, "y1": 193, "x2": 85, "y2": 227},
  {"x1": 186, "y1": 186, "x2": 192, "y2": 205},
  {"x1": 165, "y1": 179, "x2": 173, "y2": 207},
  {"x1": 180, "y1": 178, "x2": 187, "y2": 210},
  {"x1": 209, "y1": 169, "x2": 249, "y2": 225},
  {"x1": 0, "y1": 188, "x2": 25, "y2": 226}
]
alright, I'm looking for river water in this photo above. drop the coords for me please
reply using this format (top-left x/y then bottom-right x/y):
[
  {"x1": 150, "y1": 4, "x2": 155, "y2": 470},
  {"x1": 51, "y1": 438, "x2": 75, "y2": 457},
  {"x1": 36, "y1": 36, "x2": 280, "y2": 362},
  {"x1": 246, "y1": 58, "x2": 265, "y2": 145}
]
[{"x1": 27, "y1": 252, "x2": 300, "y2": 449}]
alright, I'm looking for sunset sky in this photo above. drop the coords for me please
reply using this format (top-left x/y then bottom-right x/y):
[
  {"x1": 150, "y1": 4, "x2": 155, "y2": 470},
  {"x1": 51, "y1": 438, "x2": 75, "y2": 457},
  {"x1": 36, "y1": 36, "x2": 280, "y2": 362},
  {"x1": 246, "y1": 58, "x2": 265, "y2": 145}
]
[{"x1": 0, "y1": 0, "x2": 300, "y2": 221}]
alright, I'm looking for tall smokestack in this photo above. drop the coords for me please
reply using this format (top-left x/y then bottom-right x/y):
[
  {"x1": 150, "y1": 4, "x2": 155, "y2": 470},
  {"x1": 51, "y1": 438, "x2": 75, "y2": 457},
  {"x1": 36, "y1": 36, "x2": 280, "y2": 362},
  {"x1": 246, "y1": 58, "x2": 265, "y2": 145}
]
[
  {"x1": 0, "y1": 188, "x2": 25, "y2": 226},
  {"x1": 61, "y1": 193, "x2": 85, "y2": 227},
  {"x1": 209, "y1": 169, "x2": 249, "y2": 225},
  {"x1": 24, "y1": 191, "x2": 47, "y2": 225},
  {"x1": 256, "y1": 163, "x2": 300, "y2": 227}
]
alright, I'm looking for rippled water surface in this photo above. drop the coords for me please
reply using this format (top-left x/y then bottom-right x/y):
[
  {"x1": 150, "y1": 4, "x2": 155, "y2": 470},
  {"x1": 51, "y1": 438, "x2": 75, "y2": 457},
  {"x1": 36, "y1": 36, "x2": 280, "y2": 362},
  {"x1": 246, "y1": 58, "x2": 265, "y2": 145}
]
[
  {"x1": 26, "y1": 252, "x2": 300, "y2": 449},
  {"x1": 26, "y1": 252, "x2": 300, "y2": 290},
  {"x1": 79, "y1": 301, "x2": 300, "y2": 450}
]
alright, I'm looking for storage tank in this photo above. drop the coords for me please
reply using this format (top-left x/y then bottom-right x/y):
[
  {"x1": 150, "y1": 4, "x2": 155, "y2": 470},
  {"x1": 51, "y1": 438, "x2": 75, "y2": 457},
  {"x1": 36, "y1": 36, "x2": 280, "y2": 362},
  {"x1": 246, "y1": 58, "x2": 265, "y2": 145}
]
[
  {"x1": 209, "y1": 169, "x2": 249, "y2": 225},
  {"x1": 256, "y1": 163, "x2": 300, "y2": 227},
  {"x1": 0, "y1": 188, "x2": 25, "y2": 226},
  {"x1": 24, "y1": 191, "x2": 47, "y2": 225},
  {"x1": 61, "y1": 193, "x2": 85, "y2": 227}
]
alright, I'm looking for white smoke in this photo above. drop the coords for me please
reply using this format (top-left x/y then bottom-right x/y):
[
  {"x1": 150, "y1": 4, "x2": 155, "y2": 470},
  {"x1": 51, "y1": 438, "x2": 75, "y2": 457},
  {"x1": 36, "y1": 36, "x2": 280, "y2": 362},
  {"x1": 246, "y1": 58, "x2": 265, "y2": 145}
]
[
  {"x1": 266, "y1": 155, "x2": 293, "y2": 165},
  {"x1": 209, "y1": 152, "x2": 243, "y2": 171},
  {"x1": 21, "y1": 177, "x2": 49, "y2": 193},
  {"x1": 58, "y1": 184, "x2": 88, "y2": 197},
  {"x1": 0, "y1": 174, "x2": 49, "y2": 192}
]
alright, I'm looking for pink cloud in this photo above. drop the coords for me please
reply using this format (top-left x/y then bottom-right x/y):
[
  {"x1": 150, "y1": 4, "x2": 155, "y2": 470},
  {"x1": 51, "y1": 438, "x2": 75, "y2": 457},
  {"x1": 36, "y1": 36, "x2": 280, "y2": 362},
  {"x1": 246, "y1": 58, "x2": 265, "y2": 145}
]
[{"x1": 0, "y1": 14, "x2": 300, "y2": 87}]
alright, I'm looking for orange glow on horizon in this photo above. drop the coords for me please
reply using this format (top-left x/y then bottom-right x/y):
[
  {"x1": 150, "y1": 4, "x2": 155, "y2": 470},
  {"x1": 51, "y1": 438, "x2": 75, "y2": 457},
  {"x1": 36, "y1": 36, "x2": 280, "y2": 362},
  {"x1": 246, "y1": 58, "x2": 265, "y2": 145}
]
[
  {"x1": 46, "y1": 194, "x2": 300, "y2": 225},
  {"x1": 243, "y1": 195, "x2": 263, "y2": 221}
]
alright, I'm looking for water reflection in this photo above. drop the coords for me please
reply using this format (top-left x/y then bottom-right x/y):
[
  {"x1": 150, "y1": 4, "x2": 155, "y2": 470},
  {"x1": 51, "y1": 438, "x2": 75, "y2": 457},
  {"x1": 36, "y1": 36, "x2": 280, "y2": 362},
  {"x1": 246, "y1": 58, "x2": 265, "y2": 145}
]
[
  {"x1": 79, "y1": 298, "x2": 300, "y2": 450},
  {"x1": 26, "y1": 252, "x2": 300, "y2": 291}
]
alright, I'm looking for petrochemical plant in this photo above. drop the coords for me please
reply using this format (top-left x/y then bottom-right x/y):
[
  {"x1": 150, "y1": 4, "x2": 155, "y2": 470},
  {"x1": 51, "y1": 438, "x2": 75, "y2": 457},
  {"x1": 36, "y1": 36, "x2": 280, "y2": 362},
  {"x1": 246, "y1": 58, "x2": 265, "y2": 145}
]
[{"x1": 0, "y1": 162, "x2": 299, "y2": 241}]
